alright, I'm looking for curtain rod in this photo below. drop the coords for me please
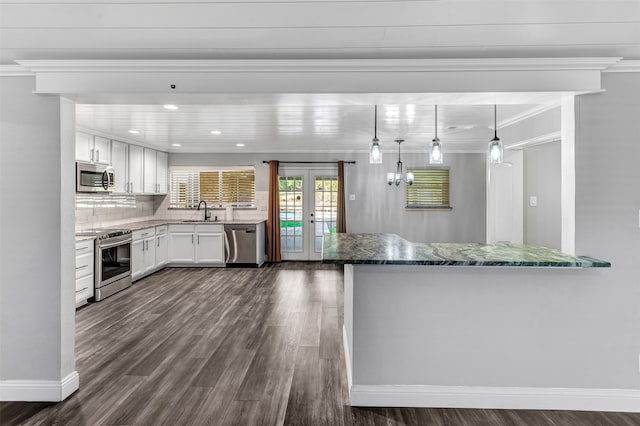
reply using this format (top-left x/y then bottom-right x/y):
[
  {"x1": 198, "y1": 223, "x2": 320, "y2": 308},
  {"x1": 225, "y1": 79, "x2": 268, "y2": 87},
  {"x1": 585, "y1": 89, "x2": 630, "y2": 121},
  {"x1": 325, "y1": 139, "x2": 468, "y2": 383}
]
[{"x1": 262, "y1": 160, "x2": 356, "y2": 165}]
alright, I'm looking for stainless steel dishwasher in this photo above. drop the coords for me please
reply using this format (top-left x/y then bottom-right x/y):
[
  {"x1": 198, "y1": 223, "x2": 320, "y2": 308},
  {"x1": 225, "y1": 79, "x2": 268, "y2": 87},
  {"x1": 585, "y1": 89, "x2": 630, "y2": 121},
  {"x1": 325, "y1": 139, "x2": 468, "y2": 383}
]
[{"x1": 224, "y1": 224, "x2": 257, "y2": 265}]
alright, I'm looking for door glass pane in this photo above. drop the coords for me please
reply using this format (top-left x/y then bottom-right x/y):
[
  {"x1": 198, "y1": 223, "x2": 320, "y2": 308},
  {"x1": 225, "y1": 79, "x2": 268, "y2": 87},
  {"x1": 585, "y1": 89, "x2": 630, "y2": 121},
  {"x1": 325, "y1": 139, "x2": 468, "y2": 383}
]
[
  {"x1": 279, "y1": 176, "x2": 304, "y2": 253},
  {"x1": 314, "y1": 176, "x2": 338, "y2": 252}
]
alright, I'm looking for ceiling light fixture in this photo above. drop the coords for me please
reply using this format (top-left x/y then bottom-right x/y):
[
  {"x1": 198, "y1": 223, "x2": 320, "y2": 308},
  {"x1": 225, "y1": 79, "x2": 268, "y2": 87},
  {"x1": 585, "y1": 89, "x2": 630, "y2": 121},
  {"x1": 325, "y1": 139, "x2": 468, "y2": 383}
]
[
  {"x1": 163, "y1": 104, "x2": 179, "y2": 110},
  {"x1": 369, "y1": 105, "x2": 382, "y2": 164},
  {"x1": 387, "y1": 139, "x2": 414, "y2": 186},
  {"x1": 236, "y1": 143, "x2": 245, "y2": 147},
  {"x1": 171, "y1": 143, "x2": 181, "y2": 147},
  {"x1": 210, "y1": 130, "x2": 222, "y2": 135},
  {"x1": 488, "y1": 104, "x2": 503, "y2": 164},
  {"x1": 128, "y1": 129, "x2": 140, "y2": 134},
  {"x1": 429, "y1": 104, "x2": 443, "y2": 164}
]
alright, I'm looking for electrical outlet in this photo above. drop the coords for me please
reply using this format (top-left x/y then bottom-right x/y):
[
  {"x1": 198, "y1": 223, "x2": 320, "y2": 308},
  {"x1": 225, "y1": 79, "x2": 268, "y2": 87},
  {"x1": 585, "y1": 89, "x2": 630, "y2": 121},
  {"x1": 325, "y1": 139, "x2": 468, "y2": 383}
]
[
  {"x1": 529, "y1": 196, "x2": 537, "y2": 207},
  {"x1": 349, "y1": 194, "x2": 356, "y2": 201}
]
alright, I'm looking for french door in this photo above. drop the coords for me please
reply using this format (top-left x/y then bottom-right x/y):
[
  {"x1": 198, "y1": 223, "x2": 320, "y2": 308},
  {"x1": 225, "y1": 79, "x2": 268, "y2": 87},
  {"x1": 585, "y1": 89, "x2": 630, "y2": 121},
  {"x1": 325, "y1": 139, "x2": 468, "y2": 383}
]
[{"x1": 279, "y1": 168, "x2": 339, "y2": 261}]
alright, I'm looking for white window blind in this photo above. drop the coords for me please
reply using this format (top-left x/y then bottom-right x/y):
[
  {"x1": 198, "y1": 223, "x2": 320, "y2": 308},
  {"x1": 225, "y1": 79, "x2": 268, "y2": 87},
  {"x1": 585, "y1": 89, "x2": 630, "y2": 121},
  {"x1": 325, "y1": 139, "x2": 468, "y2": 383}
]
[
  {"x1": 169, "y1": 167, "x2": 255, "y2": 208},
  {"x1": 406, "y1": 168, "x2": 451, "y2": 208}
]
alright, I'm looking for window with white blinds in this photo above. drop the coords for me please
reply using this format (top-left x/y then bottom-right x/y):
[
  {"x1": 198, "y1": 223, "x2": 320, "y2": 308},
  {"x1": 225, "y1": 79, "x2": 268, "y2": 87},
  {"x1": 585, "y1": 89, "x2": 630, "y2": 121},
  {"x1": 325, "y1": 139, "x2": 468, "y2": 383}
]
[
  {"x1": 169, "y1": 167, "x2": 255, "y2": 208},
  {"x1": 406, "y1": 168, "x2": 451, "y2": 209}
]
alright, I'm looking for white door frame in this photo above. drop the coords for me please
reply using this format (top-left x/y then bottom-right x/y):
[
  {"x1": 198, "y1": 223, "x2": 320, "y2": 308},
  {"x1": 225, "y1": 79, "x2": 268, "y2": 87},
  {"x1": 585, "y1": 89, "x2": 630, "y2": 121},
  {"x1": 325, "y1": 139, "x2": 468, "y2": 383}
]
[{"x1": 279, "y1": 166, "x2": 337, "y2": 261}]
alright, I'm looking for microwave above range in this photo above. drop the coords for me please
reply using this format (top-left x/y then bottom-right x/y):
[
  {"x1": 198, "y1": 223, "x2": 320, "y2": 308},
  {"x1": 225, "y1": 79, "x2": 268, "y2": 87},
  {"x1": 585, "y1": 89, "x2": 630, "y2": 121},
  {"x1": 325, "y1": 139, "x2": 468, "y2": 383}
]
[{"x1": 76, "y1": 161, "x2": 115, "y2": 193}]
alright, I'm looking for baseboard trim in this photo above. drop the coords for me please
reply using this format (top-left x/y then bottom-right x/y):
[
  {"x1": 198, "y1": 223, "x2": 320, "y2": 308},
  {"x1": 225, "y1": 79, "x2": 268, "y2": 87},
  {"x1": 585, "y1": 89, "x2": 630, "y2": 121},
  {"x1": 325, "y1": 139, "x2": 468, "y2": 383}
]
[
  {"x1": 0, "y1": 371, "x2": 79, "y2": 402},
  {"x1": 350, "y1": 384, "x2": 640, "y2": 413},
  {"x1": 342, "y1": 325, "x2": 352, "y2": 391}
]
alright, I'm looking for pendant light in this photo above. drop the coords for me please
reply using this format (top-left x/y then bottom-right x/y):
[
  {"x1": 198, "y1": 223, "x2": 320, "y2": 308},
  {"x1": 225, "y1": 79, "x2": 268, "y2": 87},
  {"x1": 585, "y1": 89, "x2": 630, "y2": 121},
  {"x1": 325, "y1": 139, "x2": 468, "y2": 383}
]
[
  {"x1": 429, "y1": 104, "x2": 443, "y2": 164},
  {"x1": 488, "y1": 104, "x2": 503, "y2": 164},
  {"x1": 387, "y1": 139, "x2": 414, "y2": 186},
  {"x1": 369, "y1": 105, "x2": 382, "y2": 164}
]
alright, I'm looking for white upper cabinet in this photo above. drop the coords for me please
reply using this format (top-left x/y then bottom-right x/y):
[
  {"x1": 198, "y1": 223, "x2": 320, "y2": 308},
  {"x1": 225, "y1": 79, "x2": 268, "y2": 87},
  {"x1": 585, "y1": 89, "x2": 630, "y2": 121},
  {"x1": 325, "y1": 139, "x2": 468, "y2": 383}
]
[
  {"x1": 128, "y1": 144, "x2": 144, "y2": 194},
  {"x1": 156, "y1": 151, "x2": 169, "y2": 194},
  {"x1": 75, "y1": 132, "x2": 110, "y2": 165},
  {"x1": 143, "y1": 148, "x2": 157, "y2": 194},
  {"x1": 75, "y1": 132, "x2": 93, "y2": 162},
  {"x1": 93, "y1": 136, "x2": 111, "y2": 165},
  {"x1": 110, "y1": 140, "x2": 129, "y2": 193}
]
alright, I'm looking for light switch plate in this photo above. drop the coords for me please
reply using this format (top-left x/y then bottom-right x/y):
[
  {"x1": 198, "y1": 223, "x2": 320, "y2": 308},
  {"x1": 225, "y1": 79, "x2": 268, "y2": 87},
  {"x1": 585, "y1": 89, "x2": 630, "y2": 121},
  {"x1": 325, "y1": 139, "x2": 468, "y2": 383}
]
[
  {"x1": 349, "y1": 194, "x2": 356, "y2": 201},
  {"x1": 529, "y1": 196, "x2": 537, "y2": 207}
]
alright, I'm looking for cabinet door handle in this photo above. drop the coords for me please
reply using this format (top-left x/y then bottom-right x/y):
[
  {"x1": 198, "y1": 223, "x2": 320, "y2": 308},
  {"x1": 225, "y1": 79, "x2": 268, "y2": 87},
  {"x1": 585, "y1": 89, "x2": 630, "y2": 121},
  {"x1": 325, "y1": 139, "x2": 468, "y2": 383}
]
[
  {"x1": 157, "y1": 237, "x2": 160, "y2": 247},
  {"x1": 76, "y1": 287, "x2": 88, "y2": 294},
  {"x1": 90, "y1": 148, "x2": 94, "y2": 162},
  {"x1": 192, "y1": 235, "x2": 194, "y2": 244},
  {"x1": 76, "y1": 265, "x2": 88, "y2": 270},
  {"x1": 198, "y1": 235, "x2": 200, "y2": 244},
  {"x1": 75, "y1": 247, "x2": 90, "y2": 252},
  {"x1": 96, "y1": 150, "x2": 100, "y2": 163}
]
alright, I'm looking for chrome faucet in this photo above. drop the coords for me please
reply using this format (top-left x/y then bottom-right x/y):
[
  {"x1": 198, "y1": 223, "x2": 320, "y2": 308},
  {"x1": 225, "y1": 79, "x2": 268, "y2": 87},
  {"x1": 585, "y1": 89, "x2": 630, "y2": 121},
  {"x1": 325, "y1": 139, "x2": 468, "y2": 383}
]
[{"x1": 197, "y1": 200, "x2": 211, "y2": 221}]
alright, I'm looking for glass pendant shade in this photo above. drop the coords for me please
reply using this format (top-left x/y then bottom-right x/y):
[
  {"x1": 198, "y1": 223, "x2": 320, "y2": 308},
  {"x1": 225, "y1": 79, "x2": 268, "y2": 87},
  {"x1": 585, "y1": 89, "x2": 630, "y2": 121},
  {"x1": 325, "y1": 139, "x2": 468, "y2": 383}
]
[
  {"x1": 429, "y1": 137, "x2": 443, "y2": 164},
  {"x1": 369, "y1": 105, "x2": 382, "y2": 164},
  {"x1": 406, "y1": 172, "x2": 414, "y2": 185},
  {"x1": 386, "y1": 172, "x2": 395, "y2": 185},
  {"x1": 488, "y1": 104, "x2": 503, "y2": 164},
  {"x1": 488, "y1": 137, "x2": 503, "y2": 164},
  {"x1": 370, "y1": 138, "x2": 382, "y2": 164},
  {"x1": 429, "y1": 105, "x2": 443, "y2": 164}
]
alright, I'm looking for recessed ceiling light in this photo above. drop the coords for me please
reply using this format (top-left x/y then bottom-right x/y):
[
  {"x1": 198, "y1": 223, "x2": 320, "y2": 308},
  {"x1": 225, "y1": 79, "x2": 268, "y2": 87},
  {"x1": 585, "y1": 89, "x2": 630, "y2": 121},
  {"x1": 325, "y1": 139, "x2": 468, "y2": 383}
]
[
  {"x1": 171, "y1": 143, "x2": 181, "y2": 147},
  {"x1": 210, "y1": 130, "x2": 222, "y2": 135},
  {"x1": 236, "y1": 143, "x2": 245, "y2": 147},
  {"x1": 163, "y1": 104, "x2": 179, "y2": 110},
  {"x1": 128, "y1": 129, "x2": 140, "y2": 134}
]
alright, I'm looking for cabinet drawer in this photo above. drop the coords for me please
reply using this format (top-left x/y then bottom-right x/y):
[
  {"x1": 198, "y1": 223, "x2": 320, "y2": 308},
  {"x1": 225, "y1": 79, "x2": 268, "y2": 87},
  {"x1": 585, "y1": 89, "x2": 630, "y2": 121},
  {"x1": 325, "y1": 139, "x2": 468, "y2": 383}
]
[
  {"x1": 75, "y1": 274, "x2": 94, "y2": 305},
  {"x1": 169, "y1": 224, "x2": 195, "y2": 233},
  {"x1": 155, "y1": 225, "x2": 168, "y2": 235},
  {"x1": 75, "y1": 252, "x2": 94, "y2": 279},
  {"x1": 195, "y1": 224, "x2": 223, "y2": 233},
  {"x1": 75, "y1": 239, "x2": 94, "y2": 254},
  {"x1": 133, "y1": 227, "x2": 155, "y2": 241}
]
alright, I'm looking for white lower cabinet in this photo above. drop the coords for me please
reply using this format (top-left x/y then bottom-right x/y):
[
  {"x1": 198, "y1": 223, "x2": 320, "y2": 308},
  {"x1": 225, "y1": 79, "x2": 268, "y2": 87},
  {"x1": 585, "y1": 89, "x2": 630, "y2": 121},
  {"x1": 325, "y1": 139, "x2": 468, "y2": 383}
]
[
  {"x1": 155, "y1": 225, "x2": 168, "y2": 267},
  {"x1": 168, "y1": 224, "x2": 225, "y2": 266},
  {"x1": 132, "y1": 228, "x2": 156, "y2": 281},
  {"x1": 75, "y1": 239, "x2": 94, "y2": 307}
]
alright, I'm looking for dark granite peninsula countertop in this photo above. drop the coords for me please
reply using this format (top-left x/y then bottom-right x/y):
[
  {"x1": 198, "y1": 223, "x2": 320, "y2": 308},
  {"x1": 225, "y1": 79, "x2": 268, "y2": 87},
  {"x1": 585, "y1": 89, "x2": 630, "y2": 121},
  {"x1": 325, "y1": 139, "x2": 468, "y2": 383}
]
[{"x1": 322, "y1": 233, "x2": 611, "y2": 268}]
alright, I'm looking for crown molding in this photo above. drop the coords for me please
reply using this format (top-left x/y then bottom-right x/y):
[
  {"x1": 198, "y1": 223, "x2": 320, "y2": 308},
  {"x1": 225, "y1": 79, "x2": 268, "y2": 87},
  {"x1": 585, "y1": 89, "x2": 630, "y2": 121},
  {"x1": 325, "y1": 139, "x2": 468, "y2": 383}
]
[
  {"x1": 506, "y1": 131, "x2": 561, "y2": 150},
  {"x1": 0, "y1": 65, "x2": 34, "y2": 77},
  {"x1": 15, "y1": 58, "x2": 623, "y2": 74},
  {"x1": 603, "y1": 60, "x2": 640, "y2": 73}
]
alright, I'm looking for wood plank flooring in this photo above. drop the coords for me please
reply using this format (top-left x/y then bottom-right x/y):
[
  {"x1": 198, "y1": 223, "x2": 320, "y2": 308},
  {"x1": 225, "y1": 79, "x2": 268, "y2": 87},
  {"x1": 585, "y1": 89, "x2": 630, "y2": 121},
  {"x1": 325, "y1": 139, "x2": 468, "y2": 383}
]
[{"x1": 1, "y1": 262, "x2": 639, "y2": 425}]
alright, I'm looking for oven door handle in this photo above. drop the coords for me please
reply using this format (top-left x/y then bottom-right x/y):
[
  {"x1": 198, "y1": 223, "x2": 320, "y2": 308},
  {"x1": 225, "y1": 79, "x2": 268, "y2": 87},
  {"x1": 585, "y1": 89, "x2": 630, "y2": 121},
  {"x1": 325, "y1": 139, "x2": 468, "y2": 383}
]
[{"x1": 99, "y1": 238, "x2": 132, "y2": 249}]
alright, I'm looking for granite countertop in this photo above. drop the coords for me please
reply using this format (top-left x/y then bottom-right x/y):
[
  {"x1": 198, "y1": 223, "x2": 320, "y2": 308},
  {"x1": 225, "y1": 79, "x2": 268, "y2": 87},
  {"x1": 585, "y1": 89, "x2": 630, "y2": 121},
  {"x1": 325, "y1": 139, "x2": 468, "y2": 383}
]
[
  {"x1": 75, "y1": 235, "x2": 96, "y2": 243},
  {"x1": 321, "y1": 233, "x2": 611, "y2": 268},
  {"x1": 111, "y1": 219, "x2": 266, "y2": 232}
]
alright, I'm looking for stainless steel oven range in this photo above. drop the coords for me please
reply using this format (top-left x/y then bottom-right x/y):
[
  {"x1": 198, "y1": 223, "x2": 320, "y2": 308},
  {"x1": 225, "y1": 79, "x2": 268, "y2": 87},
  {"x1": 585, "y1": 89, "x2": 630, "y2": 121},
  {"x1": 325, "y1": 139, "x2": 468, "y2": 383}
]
[{"x1": 77, "y1": 229, "x2": 132, "y2": 301}]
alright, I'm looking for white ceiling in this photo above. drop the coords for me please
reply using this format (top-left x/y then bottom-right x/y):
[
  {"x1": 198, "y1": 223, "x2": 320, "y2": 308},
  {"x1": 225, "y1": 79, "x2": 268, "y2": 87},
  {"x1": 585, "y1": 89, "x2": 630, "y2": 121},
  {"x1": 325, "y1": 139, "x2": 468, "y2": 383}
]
[
  {"x1": 75, "y1": 93, "x2": 560, "y2": 153},
  {"x1": 5, "y1": 1, "x2": 637, "y2": 153},
  {"x1": 1, "y1": 1, "x2": 639, "y2": 64}
]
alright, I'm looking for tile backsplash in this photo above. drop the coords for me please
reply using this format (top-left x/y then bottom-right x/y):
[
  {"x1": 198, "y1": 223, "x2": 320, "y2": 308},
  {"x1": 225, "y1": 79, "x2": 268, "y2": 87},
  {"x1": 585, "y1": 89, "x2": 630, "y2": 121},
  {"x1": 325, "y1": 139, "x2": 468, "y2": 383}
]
[
  {"x1": 75, "y1": 194, "x2": 159, "y2": 230},
  {"x1": 75, "y1": 191, "x2": 268, "y2": 230}
]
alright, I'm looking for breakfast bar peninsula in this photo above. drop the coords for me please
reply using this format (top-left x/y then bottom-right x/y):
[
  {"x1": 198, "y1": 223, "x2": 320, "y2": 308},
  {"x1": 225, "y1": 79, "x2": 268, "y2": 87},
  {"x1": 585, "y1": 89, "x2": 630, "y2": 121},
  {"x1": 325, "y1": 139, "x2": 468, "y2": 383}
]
[{"x1": 322, "y1": 233, "x2": 615, "y2": 411}]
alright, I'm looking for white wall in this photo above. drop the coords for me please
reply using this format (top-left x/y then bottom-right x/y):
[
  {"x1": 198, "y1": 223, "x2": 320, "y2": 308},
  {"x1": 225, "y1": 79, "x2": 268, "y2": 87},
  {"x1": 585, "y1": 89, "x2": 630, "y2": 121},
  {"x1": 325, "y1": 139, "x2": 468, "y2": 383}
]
[
  {"x1": 0, "y1": 77, "x2": 76, "y2": 398},
  {"x1": 170, "y1": 151, "x2": 487, "y2": 243},
  {"x1": 524, "y1": 141, "x2": 561, "y2": 249}
]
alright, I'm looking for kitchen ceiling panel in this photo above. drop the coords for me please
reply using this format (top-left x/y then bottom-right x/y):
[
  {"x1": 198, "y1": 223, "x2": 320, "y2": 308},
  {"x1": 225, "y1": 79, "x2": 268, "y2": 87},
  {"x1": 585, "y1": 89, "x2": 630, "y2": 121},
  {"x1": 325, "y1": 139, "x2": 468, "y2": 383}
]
[{"x1": 76, "y1": 102, "x2": 545, "y2": 154}]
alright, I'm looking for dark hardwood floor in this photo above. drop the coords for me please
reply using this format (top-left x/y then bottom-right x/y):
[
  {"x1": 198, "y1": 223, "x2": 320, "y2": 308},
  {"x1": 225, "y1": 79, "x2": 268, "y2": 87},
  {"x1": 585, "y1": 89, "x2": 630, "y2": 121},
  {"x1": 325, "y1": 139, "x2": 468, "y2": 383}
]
[{"x1": 1, "y1": 262, "x2": 638, "y2": 425}]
